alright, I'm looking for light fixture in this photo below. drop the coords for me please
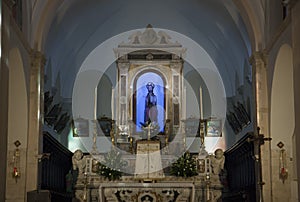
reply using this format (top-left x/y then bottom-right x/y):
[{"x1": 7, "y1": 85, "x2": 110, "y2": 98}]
[
  {"x1": 12, "y1": 140, "x2": 21, "y2": 182},
  {"x1": 277, "y1": 141, "x2": 288, "y2": 183}
]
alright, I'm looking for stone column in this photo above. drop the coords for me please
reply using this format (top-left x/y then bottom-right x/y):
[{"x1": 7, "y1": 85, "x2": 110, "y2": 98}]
[
  {"x1": 292, "y1": 1, "x2": 300, "y2": 200},
  {"x1": 0, "y1": 45, "x2": 9, "y2": 202},
  {"x1": 249, "y1": 51, "x2": 271, "y2": 202},
  {"x1": 170, "y1": 58, "x2": 183, "y2": 134},
  {"x1": 0, "y1": 3, "x2": 10, "y2": 201},
  {"x1": 117, "y1": 60, "x2": 130, "y2": 126},
  {"x1": 25, "y1": 50, "x2": 45, "y2": 194}
]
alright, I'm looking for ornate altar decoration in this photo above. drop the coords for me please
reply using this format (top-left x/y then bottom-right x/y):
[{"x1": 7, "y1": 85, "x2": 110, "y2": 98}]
[
  {"x1": 72, "y1": 25, "x2": 225, "y2": 202},
  {"x1": 113, "y1": 24, "x2": 186, "y2": 142}
]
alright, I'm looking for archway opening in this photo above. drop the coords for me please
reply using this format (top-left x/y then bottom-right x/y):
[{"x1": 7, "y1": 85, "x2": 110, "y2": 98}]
[
  {"x1": 7, "y1": 48, "x2": 28, "y2": 198},
  {"x1": 133, "y1": 70, "x2": 166, "y2": 132},
  {"x1": 270, "y1": 44, "x2": 295, "y2": 199}
]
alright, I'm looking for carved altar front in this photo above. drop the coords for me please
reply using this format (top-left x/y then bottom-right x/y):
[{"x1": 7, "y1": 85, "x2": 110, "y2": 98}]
[
  {"x1": 73, "y1": 153, "x2": 224, "y2": 202},
  {"x1": 99, "y1": 182, "x2": 194, "y2": 202}
]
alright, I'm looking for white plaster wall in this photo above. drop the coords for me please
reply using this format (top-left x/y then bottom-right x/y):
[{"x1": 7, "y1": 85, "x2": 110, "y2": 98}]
[
  {"x1": 6, "y1": 48, "x2": 28, "y2": 202},
  {"x1": 292, "y1": 1, "x2": 300, "y2": 200},
  {"x1": 270, "y1": 44, "x2": 295, "y2": 202}
]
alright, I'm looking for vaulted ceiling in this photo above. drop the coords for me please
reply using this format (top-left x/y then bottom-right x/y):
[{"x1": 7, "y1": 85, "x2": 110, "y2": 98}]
[{"x1": 40, "y1": 0, "x2": 253, "y2": 99}]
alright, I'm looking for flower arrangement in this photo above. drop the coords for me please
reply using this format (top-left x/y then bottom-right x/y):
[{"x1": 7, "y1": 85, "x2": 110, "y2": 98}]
[
  {"x1": 170, "y1": 152, "x2": 198, "y2": 177},
  {"x1": 96, "y1": 150, "x2": 126, "y2": 181}
]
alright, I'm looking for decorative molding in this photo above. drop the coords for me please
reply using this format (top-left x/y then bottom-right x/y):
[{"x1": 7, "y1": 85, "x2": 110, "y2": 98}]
[
  {"x1": 114, "y1": 25, "x2": 186, "y2": 59},
  {"x1": 99, "y1": 182, "x2": 195, "y2": 202},
  {"x1": 121, "y1": 24, "x2": 181, "y2": 47}
]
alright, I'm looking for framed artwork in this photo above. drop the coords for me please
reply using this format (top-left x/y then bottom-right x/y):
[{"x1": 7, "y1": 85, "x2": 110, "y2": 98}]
[
  {"x1": 72, "y1": 118, "x2": 89, "y2": 137},
  {"x1": 205, "y1": 118, "x2": 222, "y2": 137},
  {"x1": 182, "y1": 118, "x2": 200, "y2": 137}
]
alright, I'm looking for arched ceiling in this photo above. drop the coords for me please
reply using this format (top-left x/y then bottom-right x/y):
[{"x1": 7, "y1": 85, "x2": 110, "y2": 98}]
[{"x1": 40, "y1": 0, "x2": 253, "y2": 98}]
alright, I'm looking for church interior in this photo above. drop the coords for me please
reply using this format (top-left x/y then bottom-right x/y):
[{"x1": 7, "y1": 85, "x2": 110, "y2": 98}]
[{"x1": 1, "y1": 0, "x2": 300, "y2": 201}]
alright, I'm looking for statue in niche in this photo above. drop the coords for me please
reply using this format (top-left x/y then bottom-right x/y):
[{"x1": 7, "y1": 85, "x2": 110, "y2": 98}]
[{"x1": 144, "y1": 82, "x2": 158, "y2": 124}]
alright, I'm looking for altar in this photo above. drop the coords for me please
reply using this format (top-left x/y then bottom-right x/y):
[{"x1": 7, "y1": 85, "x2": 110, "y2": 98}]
[
  {"x1": 72, "y1": 26, "x2": 224, "y2": 202},
  {"x1": 73, "y1": 154, "x2": 223, "y2": 202}
]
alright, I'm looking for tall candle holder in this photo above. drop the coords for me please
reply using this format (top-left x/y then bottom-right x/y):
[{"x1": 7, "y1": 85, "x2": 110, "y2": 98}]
[
  {"x1": 82, "y1": 172, "x2": 88, "y2": 201},
  {"x1": 91, "y1": 86, "x2": 99, "y2": 155}
]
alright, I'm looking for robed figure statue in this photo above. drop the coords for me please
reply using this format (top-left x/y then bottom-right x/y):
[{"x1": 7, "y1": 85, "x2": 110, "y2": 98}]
[{"x1": 144, "y1": 82, "x2": 158, "y2": 124}]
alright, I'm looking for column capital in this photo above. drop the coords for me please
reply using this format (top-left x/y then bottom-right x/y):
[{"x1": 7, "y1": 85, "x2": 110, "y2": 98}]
[
  {"x1": 30, "y1": 50, "x2": 46, "y2": 68},
  {"x1": 249, "y1": 51, "x2": 268, "y2": 67},
  {"x1": 117, "y1": 61, "x2": 130, "y2": 74},
  {"x1": 170, "y1": 60, "x2": 183, "y2": 73}
]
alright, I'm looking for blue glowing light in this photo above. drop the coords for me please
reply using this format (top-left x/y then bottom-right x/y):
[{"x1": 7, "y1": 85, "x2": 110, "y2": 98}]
[{"x1": 135, "y1": 72, "x2": 165, "y2": 132}]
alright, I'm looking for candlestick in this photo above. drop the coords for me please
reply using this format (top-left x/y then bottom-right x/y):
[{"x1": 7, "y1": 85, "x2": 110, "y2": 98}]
[{"x1": 92, "y1": 86, "x2": 98, "y2": 155}]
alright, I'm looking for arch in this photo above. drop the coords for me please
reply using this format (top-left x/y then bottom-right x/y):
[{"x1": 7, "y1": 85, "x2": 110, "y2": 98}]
[
  {"x1": 133, "y1": 70, "x2": 166, "y2": 132},
  {"x1": 271, "y1": 44, "x2": 294, "y2": 149},
  {"x1": 233, "y1": 0, "x2": 264, "y2": 51},
  {"x1": 8, "y1": 48, "x2": 28, "y2": 145},
  {"x1": 184, "y1": 70, "x2": 211, "y2": 118},
  {"x1": 98, "y1": 74, "x2": 113, "y2": 118},
  {"x1": 270, "y1": 44, "x2": 294, "y2": 195},
  {"x1": 6, "y1": 48, "x2": 28, "y2": 199},
  {"x1": 31, "y1": 0, "x2": 66, "y2": 50},
  {"x1": 131, "y1": 65, "x2": 168, "y2": 89}
]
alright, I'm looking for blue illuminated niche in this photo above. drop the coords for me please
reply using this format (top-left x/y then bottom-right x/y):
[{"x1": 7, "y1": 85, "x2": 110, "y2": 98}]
[{"x1": 135, "y1": 72, "x2": 165, "y2": 132}]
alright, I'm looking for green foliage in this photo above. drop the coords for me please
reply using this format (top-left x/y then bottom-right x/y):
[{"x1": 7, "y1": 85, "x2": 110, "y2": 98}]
[
  {"x1": 170, "y1": 152, "x2": 198, "y2": 177},
  {"x1": 97, "y1": 150, "x2": 126, "y2": 181}
]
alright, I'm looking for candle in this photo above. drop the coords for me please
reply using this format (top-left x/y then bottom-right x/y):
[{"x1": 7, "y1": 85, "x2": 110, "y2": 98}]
[
  {"x1": 200, "y1": 86, "x2": 203, "y2": 119},
  {"x1": 94, "y1": 87, "x2": 97, "y2": 120},
  {"x1": 111, "y1": 88, "x2": 114, "y2": 120},
  {"x1": 121, "y1": 109, "x2": 125, "y2": 125},
  {"x1": 166, "y1": 89, "x2": 168, "y2": 120},
  {"x1": 183, "y1": 86, "x2": 187, "y2": 119}
]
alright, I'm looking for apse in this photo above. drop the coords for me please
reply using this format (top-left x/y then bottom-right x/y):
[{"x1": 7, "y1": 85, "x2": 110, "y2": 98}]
[{"x1": 135, "y1": 71, "x2": 165, "y2": 132}]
